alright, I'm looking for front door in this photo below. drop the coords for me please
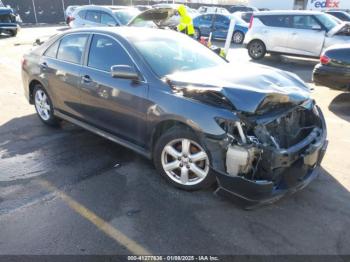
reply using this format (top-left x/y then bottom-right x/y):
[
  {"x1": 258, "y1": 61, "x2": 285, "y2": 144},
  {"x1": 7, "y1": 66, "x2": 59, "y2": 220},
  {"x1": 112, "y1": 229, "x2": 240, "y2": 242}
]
[
  {"x1": 78, "y1": 34, "x2": 149, "y2": 146},
  {"x1": 287, "y1": 15, "x2": 325, "y2": 56}
]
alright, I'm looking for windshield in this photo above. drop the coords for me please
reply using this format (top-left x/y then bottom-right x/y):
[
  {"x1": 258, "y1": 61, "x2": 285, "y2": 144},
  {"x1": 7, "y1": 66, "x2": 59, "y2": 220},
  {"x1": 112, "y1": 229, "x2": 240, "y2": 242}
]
[
  {"x1": 315, "y1": 13, "x2": 339, "y2": 31},
  {"x1": 130, "y1": 33, "x2": 226, "y2": 77},
  {"x1": 113, "y1": 9, "x2": 140, "y2": 25}
]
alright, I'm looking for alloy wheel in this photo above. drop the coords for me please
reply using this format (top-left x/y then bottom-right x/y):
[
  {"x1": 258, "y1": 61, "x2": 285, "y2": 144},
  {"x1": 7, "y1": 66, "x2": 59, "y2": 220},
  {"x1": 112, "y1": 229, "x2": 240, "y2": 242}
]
[
  {"x1": 233, "y1": 32, "x2": 243, "y2": 44},
  {"x1": 35, "y1": 89, "x2": 51, "y2": 121},
  {"x1": 161, "y1": 138, "x2": 209, "y2": 186},
  {"x1": 250, "y1": 42, "x2": 264, "y2": 58}
]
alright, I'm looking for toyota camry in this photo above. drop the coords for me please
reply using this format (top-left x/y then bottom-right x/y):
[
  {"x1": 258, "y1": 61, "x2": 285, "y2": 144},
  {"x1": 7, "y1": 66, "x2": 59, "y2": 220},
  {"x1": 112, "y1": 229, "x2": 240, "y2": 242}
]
[{"x1": 22, "y1": 28, "x2": 328, "y2": 208}]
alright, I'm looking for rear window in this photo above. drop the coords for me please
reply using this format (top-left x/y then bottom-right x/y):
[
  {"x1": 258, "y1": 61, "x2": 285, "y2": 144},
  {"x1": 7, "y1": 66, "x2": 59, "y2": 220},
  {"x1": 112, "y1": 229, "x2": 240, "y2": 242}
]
[{"x1": 258, "y1": 15, "x2": 292, "y2": 28}]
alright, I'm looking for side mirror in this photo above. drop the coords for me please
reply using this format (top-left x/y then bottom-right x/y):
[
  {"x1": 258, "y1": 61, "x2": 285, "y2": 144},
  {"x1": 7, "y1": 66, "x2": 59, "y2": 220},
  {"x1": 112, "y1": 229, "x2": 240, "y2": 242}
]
[{"x1": 111, "y1": 65, "x2": 139, "y2": 81}]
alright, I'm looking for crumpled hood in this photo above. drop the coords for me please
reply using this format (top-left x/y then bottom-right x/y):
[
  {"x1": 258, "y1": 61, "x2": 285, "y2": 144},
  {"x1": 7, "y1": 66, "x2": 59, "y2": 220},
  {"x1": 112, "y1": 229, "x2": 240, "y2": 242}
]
[{"x1": 166, "y1": 63, "x2": 311, "y2": 114}]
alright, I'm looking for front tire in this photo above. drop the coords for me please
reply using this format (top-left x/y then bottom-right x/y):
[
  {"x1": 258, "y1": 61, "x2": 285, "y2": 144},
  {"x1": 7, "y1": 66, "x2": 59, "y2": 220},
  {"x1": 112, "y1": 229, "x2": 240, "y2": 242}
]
[
  {"x1": 248, "y1": 40, "x2": 266, "y2": 60},
  {"x1": 153, "y1": 127, "x2": 216, "y2": 191},
  {"x1": 33, "y1": 85, "x2": 60, "y2": 126},
  {"x1": 194, "y1": 27, "x2": 201, "y2": 40}
]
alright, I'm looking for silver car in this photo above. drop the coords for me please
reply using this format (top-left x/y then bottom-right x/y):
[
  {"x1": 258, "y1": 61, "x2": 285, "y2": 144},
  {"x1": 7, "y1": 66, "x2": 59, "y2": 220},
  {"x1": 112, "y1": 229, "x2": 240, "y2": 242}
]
[
  {"x1": 244, "y1": 11, "x2": 350, "y2": 60},
  {"x1": 69, "y1": 5, "x2": 140, "y2": 28}
]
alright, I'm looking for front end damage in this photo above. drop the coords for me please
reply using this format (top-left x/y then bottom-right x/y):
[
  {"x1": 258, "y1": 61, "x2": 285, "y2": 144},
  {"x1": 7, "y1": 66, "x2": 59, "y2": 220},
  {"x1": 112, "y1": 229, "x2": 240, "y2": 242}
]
[{"x1": 212, "y1": 100, "x2": 328, "y2": 208}]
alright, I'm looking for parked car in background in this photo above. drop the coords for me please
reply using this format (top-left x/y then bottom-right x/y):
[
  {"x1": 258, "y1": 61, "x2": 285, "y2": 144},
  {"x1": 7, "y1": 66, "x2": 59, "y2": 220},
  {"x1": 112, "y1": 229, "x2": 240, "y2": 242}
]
[
  {"x1": 0, "y1": 7, "x2": 19, "y2": 36},
  {"x1": 135, "y1": 5, "x2": 152, "y2": 11},
  {"x1": 151, "y1": 4, "x2": 198, "y2": 27},
  {"x1": 233, "y1": 11, "x2": 254, "y2": 23},
  {"x1": 21, "y1": 27, "x2": 327, "y2": 207},
  {"x1": 198, "y1": 6, "x2": 230, "y2": 15},
  {"x1": 193, "y1": 13, "x2": 248, "y2": 43},
  {"x1": 65, "y1": 5, "x2": 79, "y2": 24},
  {"x1": 227, "y1": 5, "x2": 258, "y2": 14},
  {"x1": 244, "y1": 11, "x2": 350, "y2": 60},
  {"x1": 325, "y1": 10, "x2": 350, "y2": 22},
  {"x1": 69, "y1": 5, "x2": 140, "y2": 28},
  {"x1": 313, "y1": 44, "x2": 350, "y2": 90}
]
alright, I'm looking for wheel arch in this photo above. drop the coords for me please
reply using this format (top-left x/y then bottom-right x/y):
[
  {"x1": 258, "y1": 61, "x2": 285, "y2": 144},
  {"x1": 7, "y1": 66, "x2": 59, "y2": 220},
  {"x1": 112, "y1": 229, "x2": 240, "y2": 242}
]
[{"x1": 28, "y1": 79, "x2": 44, "y2": 104}]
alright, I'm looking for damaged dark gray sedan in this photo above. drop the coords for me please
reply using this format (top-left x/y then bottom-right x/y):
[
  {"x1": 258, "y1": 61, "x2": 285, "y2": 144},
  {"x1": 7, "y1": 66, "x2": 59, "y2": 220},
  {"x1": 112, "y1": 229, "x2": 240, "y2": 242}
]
[{"x1": 22, "y1": 27, "x2": 328, "y2": 208}]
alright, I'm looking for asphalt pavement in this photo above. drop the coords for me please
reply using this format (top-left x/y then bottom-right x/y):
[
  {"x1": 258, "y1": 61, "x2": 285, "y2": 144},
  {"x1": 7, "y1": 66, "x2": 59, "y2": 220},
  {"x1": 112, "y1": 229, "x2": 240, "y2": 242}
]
[{"x1": 0, "y1": 26, "x2": 349, "y2": 256}]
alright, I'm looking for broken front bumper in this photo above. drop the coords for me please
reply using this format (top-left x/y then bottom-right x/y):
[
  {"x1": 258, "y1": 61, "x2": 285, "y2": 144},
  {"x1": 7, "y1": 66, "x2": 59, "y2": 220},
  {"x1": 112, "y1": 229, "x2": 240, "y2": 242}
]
[{"x1": 214, "y1": 108, "x2": 328, "y2": 209}]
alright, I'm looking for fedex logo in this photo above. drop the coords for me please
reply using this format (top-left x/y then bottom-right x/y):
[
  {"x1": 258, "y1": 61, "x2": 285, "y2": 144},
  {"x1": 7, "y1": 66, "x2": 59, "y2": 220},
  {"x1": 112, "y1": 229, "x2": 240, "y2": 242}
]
[{"x1": 310, "y1": 0, "x2": 340, "y2": 8}]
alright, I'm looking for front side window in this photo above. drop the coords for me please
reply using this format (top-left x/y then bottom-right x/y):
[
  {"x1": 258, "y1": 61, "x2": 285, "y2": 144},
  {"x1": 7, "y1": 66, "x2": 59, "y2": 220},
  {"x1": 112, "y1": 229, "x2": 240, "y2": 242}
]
[
  {"x1": 101, "y1": 12, "x2": 116, "y2": 25},
  {"x1": 201, "y1": 14, "x2": 213, "y2": 22},
  {"x1": 88, "y1": 34, "x2": 134, "y2": 72},
  {"x1": 57, "y1": 34, "x2": 88, "y2": 64},
  {"x1": 113, "y1": 9, "x2": 140, "y2": 25},
  {"x1": 86, "y1": 11, "x2": 101, "y2": 23},
  {"x1": 315, "y1": 13, "x2": 338, "y2": 31},
  {"x1": 292, "y1": 15, "x2": 320, "y2": 30},
  {"x1": 215, "y1": 15, "x2": 229, "y2": 25}
]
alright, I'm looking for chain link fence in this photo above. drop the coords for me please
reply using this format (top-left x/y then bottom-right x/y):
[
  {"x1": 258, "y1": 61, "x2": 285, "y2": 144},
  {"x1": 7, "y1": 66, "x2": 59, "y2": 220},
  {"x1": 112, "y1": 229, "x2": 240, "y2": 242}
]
[{"x1": 2, "y1": 0, "x2": 230, "y2": 24}]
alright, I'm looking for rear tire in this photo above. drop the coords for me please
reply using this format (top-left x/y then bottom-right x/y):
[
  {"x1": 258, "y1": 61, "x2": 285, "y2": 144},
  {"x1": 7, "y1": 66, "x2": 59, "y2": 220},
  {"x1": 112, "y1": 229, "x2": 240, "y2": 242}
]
[
  {"x1": 232, "y1": 30, "x2": 244, "y2": 44},
  {"x1": 153, "y1": 127, "x2": 216, "y2": 191},
  {"x1": 33, "y1": 85, "x2": 60, "y2": 127},
  {"x1": 248, "y1": 40, "x2": 266, "y2": 60}
]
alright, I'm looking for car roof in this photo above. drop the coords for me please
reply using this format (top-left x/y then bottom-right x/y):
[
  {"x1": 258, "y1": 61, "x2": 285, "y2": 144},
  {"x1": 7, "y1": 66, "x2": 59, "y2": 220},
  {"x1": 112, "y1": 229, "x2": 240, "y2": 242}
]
[
  {"x1": 62, "y1": 26, "x2": 176, "y2": 40},
  {"x1": 0, "y1": 7, "x2": 12, "y2": 14},
  {"x1": 255, "y1": 10, "x2": 323, "y2": 16},
  {"x1": 74, "y1": 5, "x2": 132, "y2": 12}
]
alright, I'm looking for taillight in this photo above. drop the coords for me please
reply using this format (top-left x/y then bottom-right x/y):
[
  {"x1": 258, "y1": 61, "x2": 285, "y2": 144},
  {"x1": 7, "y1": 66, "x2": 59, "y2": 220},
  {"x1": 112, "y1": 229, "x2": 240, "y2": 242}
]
[
  {"x1": 249, "y1": 15, "x2": 254, "y2": 29},
  {"x1": 320, "y1": 55, "x2": 330, "y2": 65},
  {"x1": 21, "y1": 57, "x2": 27, "y2": 68},
  {"x1": 67, "y1": 16, "x2": 75, "y2": 24}
]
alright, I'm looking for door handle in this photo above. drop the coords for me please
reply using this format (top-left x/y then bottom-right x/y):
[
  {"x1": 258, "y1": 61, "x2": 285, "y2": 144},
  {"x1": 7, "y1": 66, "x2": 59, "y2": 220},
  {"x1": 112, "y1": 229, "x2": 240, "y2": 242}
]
[
  {"x1": 40, "y1": 62, "x2": 48, "y2": 69},
  {"x1": 292, "y1": 32, "x2": 297, "y2": 35},
  {"x1": 82, "y1": 75, "x2": 92, "y2": 83}
]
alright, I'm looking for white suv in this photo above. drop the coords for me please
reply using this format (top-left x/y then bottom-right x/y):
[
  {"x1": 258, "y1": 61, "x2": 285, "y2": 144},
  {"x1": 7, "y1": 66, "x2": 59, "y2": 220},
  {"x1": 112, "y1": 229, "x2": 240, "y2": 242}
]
[
  {"x1": 69, "y1": 5, "x2": 140, "y2": 28},
  {"x1": 244, "y1": 10, "x2": 350, "y2": 60}
]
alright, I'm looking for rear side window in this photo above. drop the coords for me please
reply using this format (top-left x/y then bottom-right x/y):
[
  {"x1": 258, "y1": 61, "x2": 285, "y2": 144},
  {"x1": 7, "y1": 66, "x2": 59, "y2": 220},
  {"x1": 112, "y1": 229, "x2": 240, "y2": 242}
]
[
  {"x1": 86, "y1": 11, "x2": 101, "y2": 23},
  {"x1": 44, "y1": 40, "x2": 60, "y2": 58},
  {"x1": 258, "y1": 15, "x2": 292, "y2": 28},
  {"x1": 87, "y1": 34, "x2": 133, "y2": 72},
  {"x1": 77, "y1": 10, "x2": 86, "y2": 19},
  {"x1": 57, "y1": 34, "x2": 89, "y2": 64}
]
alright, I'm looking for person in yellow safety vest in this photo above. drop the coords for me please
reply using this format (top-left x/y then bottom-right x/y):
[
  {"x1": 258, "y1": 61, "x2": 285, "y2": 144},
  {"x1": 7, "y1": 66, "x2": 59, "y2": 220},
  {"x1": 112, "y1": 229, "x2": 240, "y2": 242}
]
[{"x1": 176, "y1": 5, "x2": 195, "y2": 37}]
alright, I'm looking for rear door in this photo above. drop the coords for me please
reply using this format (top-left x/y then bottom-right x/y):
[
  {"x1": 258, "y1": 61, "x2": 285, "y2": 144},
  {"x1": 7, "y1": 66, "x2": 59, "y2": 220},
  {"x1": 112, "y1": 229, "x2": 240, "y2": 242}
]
[
  {"x1": 213, "y1": 14, "x2": 230, "y2": 39},
  {"x1": 40, "y1": 33, "x2": 89, "y2": 117},
  {"x1": 78, "y1": 34, "x2": 149, "y2": 145},
  {"x1": 287, "y1": 15, "x2": 325, "y2": 57}
]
